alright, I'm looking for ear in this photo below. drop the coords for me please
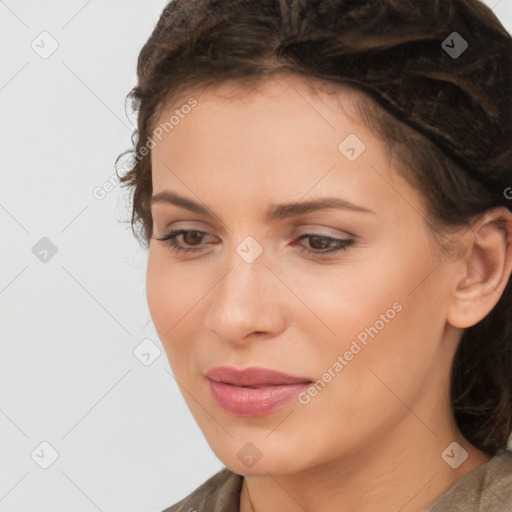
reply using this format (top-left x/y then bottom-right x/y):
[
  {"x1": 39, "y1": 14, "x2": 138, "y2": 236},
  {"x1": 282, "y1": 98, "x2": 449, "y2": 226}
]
[{"x1": 446, "y1": 206, "x2": 512, "y2": 329}]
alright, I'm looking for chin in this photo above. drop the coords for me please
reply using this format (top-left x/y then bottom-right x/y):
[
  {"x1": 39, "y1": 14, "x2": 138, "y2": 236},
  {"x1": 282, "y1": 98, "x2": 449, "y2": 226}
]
[{"x1": 207, "y1": 434, "x2": 320, "y2": 476}]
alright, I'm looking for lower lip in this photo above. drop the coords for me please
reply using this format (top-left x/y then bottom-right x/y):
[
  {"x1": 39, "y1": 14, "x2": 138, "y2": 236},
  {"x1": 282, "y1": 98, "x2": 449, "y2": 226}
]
[{"x1": 207, "y1": 379, "x2": 311, "y2": 417}]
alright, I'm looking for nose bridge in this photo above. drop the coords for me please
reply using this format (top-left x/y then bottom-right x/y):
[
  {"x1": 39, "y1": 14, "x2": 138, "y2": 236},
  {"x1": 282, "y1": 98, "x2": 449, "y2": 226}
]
[{"x1": 205, "y1": 237, "x2": 282, "y2": 340}]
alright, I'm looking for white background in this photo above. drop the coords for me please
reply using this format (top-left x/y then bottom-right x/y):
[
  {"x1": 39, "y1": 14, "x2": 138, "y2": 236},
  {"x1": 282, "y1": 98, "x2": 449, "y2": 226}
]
[{"x1": 1, "y1": 1, "x2": 511, "y2": 511}]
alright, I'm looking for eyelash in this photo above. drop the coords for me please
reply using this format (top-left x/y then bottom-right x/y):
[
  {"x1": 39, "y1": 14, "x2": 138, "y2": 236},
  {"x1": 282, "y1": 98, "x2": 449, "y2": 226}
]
[{"x1": 154, "y1": 229, "x2": 354, "y2": 256}]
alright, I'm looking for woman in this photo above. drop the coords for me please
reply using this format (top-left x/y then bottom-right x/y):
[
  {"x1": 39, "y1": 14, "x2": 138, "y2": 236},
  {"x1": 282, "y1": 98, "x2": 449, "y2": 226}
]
[{"x1": 117, "y1": 0, "x2": 512, "y2": 510}]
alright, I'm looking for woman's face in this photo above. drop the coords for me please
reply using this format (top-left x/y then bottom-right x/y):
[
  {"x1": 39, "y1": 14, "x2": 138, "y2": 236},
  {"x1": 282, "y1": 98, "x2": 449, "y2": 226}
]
[{"x1": 147, "y1": 75, "x2": 461, "y2": 475}]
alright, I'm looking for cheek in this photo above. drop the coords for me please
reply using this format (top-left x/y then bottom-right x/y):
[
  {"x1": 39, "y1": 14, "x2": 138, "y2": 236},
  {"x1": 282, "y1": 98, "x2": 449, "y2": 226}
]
[
  {"x1": 295, "y1": 237, "x2": 440, "y2": 372},
  {"x1": 145, "y1": 248, "x2": 202, "y2": 355},
  {"x1": 283, "y1": 251, "x2": 408, "y2": 345},
  {"x1": 313, "y1": 246, "x2": 445, "y2": 408}
]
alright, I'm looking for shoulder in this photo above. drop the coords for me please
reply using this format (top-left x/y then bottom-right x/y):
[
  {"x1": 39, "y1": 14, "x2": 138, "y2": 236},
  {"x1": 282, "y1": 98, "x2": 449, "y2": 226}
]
[
  {"x1": 160, "y1": 467, "x2": 243, "y2": 512},
  {"x1": 427, "y1": 448, "x2": 512, "y2": 512}
]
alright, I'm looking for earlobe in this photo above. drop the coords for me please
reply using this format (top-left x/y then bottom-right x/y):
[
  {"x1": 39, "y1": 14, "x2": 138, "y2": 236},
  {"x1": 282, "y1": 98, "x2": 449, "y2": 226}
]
[{"x1": 447, "y1": 207, "x2": 512, "y2": 329}]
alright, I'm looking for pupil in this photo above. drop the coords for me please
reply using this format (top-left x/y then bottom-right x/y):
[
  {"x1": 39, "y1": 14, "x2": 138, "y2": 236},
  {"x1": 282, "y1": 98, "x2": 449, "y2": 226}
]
[
  {"x1": 311, "y1": 236, "x2": 330, "y2": 249},
  {"x1": 184, "y1": 231, "x2": 202, "y2": 245}
]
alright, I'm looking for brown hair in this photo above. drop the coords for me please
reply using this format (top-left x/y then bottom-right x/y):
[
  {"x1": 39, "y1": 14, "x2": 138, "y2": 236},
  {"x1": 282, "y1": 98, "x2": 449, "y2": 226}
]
[{"x1": 116, "y1": 0, "x2": 512, "y2": 456}]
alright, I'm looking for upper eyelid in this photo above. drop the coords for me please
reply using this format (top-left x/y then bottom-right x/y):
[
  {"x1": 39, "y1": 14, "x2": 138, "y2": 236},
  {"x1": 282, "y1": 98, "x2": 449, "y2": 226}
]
[
  {"x1": 154, "y1": 219, "x2": 356, "y2": 237},
  {"x1": 159, "y1": 227, "x2": 354, "y2": 241},
  {"x1": 161, "y1": 228, "x2": 354, "y2": 245}
]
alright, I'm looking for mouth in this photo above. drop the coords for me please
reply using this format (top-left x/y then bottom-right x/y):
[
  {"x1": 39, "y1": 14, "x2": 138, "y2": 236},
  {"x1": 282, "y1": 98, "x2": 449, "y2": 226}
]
[{"x1": 205, "y1": 366, "x2": 313, "y2": 417}]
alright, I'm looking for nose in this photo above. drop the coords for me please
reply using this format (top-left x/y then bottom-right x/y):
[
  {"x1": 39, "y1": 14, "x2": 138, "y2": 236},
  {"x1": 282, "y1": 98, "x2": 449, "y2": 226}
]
[{"x1": 204, "y1": 243, "x2": 286, "y2": 345}]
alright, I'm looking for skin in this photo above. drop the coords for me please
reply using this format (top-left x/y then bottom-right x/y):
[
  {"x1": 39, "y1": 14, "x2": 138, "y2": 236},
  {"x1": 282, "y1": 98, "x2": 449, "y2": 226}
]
[{"x1": 146, "y1": 73, "x2": 512, "y2": 512}]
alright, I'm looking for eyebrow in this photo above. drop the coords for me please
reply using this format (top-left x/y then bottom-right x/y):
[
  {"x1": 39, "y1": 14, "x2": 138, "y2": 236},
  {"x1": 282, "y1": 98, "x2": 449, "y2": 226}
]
[{"x1": 150, "y1": 190, "x2": 376, "y2": 221}]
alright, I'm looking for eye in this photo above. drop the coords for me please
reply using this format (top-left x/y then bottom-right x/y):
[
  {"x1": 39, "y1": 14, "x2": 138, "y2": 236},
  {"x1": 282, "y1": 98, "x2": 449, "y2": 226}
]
[
  {"x1": 154, "y1": 229, "x2": 212, "y2": 253},
  {"x1": 154, "y1": 229, "x2": 355, "y2": 256},
  {"x1": 294, "y1": 233, "x2": 354, "y2": 255}
]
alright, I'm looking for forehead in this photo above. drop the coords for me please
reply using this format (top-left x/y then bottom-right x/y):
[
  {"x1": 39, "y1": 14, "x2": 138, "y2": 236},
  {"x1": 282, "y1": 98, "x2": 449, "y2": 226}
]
[{"x1": 150, "y1": 74, "x2": 382, "y2": 180}]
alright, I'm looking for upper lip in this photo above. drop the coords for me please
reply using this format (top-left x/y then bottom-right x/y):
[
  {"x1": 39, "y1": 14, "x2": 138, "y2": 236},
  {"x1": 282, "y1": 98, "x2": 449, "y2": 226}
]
[{"x1": 205, "y1": 366, "x2": 313, "y2": 387}]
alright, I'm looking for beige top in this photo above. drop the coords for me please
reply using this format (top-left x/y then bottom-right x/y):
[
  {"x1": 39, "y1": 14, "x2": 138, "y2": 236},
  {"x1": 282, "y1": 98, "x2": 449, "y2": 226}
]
[{"x1": 162, "y1": 448, "x2": 512, "y2": 512}]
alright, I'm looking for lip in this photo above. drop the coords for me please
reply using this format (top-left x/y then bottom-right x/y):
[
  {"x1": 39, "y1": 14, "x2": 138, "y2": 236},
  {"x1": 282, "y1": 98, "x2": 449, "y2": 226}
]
[
  {"x1": 205, "y1": 366, "x2": 313, "y2": 417},
  {"x1": 205, "y1": 366, "x2": 313, "y2": 386}
]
